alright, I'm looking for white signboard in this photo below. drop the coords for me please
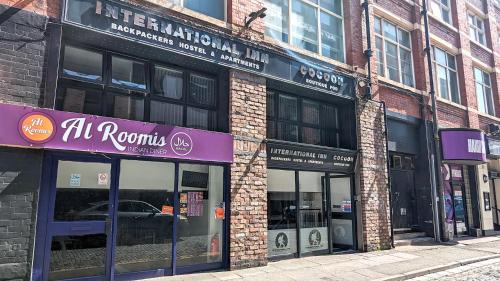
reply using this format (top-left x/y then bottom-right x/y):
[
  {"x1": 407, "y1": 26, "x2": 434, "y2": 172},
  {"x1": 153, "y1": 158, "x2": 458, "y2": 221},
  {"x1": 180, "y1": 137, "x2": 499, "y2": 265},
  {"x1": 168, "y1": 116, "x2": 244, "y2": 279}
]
[
  {"x1": 268, "y1": 229, "x2": 297, "y2": 257},
  {"x1": 300, "y1": 227, "x2": 328, "y2": 253}
]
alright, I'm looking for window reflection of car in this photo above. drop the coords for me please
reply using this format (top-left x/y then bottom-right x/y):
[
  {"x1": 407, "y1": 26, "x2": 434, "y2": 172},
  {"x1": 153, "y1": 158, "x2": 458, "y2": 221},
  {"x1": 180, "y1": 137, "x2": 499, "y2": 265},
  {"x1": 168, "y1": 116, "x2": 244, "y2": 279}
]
[{"x1": 74, "y1": 200, "x2": 183, "y2": 245}]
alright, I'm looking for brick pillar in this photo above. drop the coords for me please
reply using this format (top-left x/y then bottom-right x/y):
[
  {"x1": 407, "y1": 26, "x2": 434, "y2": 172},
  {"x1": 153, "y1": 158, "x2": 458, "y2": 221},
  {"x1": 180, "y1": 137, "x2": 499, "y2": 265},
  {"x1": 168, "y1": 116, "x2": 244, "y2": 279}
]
[
  {"x1": 357, "y1": 99, "x2": 392, "y2": 251},
  {"x1": 228, "y1": 70, "x2": 267, "y2": 269}
]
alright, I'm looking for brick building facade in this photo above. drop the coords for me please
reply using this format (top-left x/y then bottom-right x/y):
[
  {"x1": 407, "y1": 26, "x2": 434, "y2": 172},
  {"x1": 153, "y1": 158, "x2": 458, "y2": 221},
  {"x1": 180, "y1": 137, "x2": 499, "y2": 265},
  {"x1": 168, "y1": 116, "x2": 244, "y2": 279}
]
[{"x1": 2, "y1": 0, "x2": 498, "y2": 280}]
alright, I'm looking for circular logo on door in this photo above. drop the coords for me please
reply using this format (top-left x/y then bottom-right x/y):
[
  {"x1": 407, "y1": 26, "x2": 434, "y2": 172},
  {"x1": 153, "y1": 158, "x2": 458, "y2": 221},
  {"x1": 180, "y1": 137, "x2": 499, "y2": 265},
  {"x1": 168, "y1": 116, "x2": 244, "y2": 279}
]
[
  {"x1": 18, "y1": 112, "x2": 56, "y2": 143},
  {"x1": 309, "y1": 229, "x2": 322, "y2": 246},
  {"x1": 170, "y1": 132, "x2": 193, "y2": 156},
  {"x1": 275, "y1": 232, "x2": 288, "y2": 249}
]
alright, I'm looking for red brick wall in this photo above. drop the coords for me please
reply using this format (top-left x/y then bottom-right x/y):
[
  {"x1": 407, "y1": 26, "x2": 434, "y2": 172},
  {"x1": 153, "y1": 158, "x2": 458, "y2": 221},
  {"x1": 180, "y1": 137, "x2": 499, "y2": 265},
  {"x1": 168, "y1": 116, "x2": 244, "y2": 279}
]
[
  {"x1": 357, "y1": 99, "x2": 391, "y2": 251},
  {"x1": 228, "y1": 70, "x2": 268, "y2": 269},
  {"x1": 378, "y1": 86, "x2": 421, "y2": 119},
  {"x1": 429, "y1": 18, "x2": 459, "y2": 46},
  {"x1": 0, "y1": 0, "x2": 59, "y2": 19},
  {"x1": 374, "y1": 0, "x2": 414, "y2": 22},
  {"x1": 436, "y1": 101, "x2": 467, "y2": 128},
  {"x1": 471, "y1": 42, "x2": 493, "y2": 66}
]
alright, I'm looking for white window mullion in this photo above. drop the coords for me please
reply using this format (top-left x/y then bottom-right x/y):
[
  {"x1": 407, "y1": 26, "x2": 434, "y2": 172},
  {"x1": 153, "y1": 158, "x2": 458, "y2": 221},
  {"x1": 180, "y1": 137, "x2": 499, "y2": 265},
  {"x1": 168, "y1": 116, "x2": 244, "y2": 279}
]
[{"x1": 317, "y1": 5, "x2": 322, "y2": 56}]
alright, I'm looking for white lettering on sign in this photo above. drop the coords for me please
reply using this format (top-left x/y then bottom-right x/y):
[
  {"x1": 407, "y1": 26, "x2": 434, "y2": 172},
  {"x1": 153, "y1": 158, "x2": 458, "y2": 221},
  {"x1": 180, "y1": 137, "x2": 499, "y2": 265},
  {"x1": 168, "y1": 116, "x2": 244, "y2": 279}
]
[
  {"x1": 467, "y1": 139, "x2": 485, "y2": 154},
  {"x1": 60, "y1": 118, "x2": 168, "y2": 152}
]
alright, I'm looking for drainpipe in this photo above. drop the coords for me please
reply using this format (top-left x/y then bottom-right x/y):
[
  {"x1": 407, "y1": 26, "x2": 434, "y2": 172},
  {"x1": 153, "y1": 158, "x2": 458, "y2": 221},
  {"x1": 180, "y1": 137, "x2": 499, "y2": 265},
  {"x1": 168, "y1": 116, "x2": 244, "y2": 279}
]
[
  {"x1": 362, "y1": 0, "x2": 372, "y2": 99},
  {"x1": 362, "y1": 0, "x2": 394, "y2": 247},
  {"x1": 421, "y1": 97, "x2": 442, "y2": 241},
  {"x1": 422, "y1": 0, "x2": 446, "y2": 242}
]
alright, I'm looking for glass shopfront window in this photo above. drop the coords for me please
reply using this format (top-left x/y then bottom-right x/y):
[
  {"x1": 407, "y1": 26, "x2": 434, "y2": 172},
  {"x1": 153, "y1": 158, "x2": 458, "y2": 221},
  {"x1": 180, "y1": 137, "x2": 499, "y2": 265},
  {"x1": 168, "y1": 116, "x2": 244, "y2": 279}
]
[
  {"x1": 268, "y1": 170, "x2": 297, "y2": 258},
  {"x1": 44, "y1": 156, "x2": 228, "y2": 280},
  {"x1": 57, "y1": 45, "x2": 220, "y2": 132},
  {"x1": 267, "y1": 169, "x2": 355, "y2": 259}
]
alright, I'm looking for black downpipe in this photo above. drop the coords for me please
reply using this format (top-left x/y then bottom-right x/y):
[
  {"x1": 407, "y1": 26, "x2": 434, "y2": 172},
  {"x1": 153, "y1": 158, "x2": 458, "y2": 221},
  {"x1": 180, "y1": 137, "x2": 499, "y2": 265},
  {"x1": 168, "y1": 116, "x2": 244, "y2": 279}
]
[
  {"x1": 362, "y1": 0, "x2": 394, "y2": 247},
  {"x1": 422, "y1": 0, "x2": 445, "y2": 241},
  {"x1": 362, "y1": 0, "x2": 372, "y2": 99}
]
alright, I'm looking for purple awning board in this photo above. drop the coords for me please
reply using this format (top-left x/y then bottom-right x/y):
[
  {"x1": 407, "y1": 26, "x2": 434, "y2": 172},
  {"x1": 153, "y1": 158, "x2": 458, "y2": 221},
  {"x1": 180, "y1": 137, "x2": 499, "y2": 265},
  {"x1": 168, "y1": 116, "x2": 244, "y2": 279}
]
[
  {"x1": 440, "y1": 129, "x2": 486, "y2": 164},
  {"x1": 0, "y1": 103, "x2": 233, "y2": 163}
]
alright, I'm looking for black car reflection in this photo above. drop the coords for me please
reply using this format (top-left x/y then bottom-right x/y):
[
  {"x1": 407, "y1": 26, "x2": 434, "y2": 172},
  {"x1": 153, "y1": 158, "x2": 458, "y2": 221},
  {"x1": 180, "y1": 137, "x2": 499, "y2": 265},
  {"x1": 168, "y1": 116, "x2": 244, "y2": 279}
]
[{"x1": 71, "y1": 200, "x2": 186, "y2": 245}]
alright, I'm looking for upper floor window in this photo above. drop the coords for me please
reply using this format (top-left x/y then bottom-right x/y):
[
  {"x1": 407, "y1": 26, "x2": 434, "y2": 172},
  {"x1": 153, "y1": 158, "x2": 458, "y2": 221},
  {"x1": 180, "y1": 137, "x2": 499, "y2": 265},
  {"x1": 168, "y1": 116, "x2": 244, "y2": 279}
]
[
  {"x1": 170, "y1": 0, "x2": 225, "y2": 21},
  {"x1": 374, "y1": 17, "x2": 414, "y2": 87},
  {"x1": 430, "y1": 0, "x2": 451, "y2": 24},
  {"x1": 264, "y1": 0, "x2": 345, "y2": 62},
  {"x1": 432, "y1": 47, "x2": 459, "y2": 103},
  {"x1": 266, "y1": 91, "x2": 339, "y2": 147},
  {"x1": 468, "y1": 14, "x2": 485, "y2": 45},
  {"x1": 59, "y1": 45, "x2": 220, "y2": 131},
  {"x1": 474, "y1": 68, "x2": 494, "y2": 115}
]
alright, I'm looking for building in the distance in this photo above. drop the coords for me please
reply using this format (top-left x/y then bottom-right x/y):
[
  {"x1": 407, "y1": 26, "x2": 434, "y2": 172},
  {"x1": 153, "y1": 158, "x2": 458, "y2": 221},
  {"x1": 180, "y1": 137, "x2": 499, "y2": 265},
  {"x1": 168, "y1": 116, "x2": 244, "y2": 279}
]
[{"x1": 0, "y1": 0, "x2": 498, "y2": 281}]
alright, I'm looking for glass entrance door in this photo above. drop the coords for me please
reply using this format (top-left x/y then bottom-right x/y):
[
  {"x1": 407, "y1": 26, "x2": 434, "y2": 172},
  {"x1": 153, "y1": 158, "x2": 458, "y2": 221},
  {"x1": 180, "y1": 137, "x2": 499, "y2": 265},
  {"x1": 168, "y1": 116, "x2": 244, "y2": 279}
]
[
  {"x1": 175, "y1": 164, "x2": 225, "y2": 272},
  {"x1": 329, "y1": 176, "x2": 355, "y2": 250},
  {"x1": 114, "y1": 160, "x2": 175, "y2": 275},
  {"x1": 46, "y1": 159, "x2": 114, "y2": 281},
  {"x1": 452, "y1": 184, "x2": 467, "y2": 235}
]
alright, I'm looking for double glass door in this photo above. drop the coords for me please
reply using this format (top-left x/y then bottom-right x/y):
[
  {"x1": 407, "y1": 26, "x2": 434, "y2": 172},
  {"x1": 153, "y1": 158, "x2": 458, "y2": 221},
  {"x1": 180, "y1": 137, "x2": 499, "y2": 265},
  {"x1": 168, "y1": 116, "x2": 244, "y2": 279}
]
[
  {"x1": 40, "y1": 155, "x2": 225, "y2": 281},
  {"x1": 267, "y1": 169, "x2": 355, "y2": 259}
]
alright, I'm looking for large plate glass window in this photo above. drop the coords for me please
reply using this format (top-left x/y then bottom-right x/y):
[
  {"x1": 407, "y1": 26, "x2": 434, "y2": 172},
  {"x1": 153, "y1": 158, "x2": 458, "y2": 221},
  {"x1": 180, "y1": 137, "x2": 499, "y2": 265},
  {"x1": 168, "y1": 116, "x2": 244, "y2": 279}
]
[
  {"x1": 267, "y1": 169, "x2": 297, "y2": 258},
  {"x1": 374, "y1": 17, "x2": 414, "y2": 87},
  {"x1": 57, "y1": 45, "x2": 220, "y2": 131},
  {"x1": 264, "y1": 0, "x2": 344, "y2": 62},
  {"x1": 468, "y1": 14, "x2": 485, "y2": 45},
  {"x1": 474, "y1": 68, "x2": 494, "y2": 115},
  {"x1": 431, "y1": 47, "x2": 459, "y2": 103}
]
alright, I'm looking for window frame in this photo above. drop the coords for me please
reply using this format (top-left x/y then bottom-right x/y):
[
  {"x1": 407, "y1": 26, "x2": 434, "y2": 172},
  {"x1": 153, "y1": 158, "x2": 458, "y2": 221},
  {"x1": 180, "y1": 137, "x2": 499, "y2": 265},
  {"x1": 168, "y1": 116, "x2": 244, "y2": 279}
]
[
  {"x1": 431, "y1": 46, "x2": 460, "y2": 104},
  {"x1": 266, "y1": 90, "x2": 340, "y2": 148},
  {"x1": 429, "y1": 0, "x2": 452, "y2": 25},
  {"x1": 58, "y1": 43, "x2": 220, "y2": 131},
  {"x1": 264, "y1": 0, "x2": 346, "y2": 63},
  {"x1": 468, "y1": 13, "x2": 486, "y2": 46},
  {"x1": 171, "y1": 0, "x2": 227, "y2": 22},
  {"x1": 374, "y1": 16, "x2": 415, "y2": 87},
  {"x1": 474, "y1": 67, "x2": 495, "y2": 116}
]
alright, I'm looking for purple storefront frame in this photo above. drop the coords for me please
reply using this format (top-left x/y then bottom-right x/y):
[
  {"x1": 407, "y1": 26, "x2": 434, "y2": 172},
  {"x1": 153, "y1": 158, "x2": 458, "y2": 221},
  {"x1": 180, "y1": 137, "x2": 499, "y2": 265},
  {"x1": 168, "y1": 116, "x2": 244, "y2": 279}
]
[
  {"x1": 0, "y1": 103, "x2": 233, "y2": 163},
  {"x1": 440, "y1": 129, "x2": 486, "y2": 164}
]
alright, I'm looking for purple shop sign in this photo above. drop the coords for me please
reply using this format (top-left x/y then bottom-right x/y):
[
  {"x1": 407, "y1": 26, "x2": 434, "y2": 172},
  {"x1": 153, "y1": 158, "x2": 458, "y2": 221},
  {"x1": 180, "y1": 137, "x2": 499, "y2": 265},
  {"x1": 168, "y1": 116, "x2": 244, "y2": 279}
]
[
  {"x1": 0, "y1": 103, "x2": 233, "y2": 163},
  {"x1": 440, "y1": 129, "x2": 486, "y2": 164}
]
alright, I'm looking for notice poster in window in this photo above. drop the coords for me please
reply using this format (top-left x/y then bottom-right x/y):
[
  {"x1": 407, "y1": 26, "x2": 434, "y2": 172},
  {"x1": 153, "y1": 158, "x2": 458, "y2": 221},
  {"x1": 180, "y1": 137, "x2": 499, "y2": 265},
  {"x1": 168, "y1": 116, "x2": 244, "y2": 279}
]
[
  {"x1": 187, "y1": 192, "x2": 203, "y2": 217},
  {"x1": 179, "y1": 193, "x2": 188, "y2": 217},
  {"x1": 69, "y1": 173, "x2": 81, "y2": 187},
  {"x1": 162, "y1": 205, "x2": 174, "y2": 215}
]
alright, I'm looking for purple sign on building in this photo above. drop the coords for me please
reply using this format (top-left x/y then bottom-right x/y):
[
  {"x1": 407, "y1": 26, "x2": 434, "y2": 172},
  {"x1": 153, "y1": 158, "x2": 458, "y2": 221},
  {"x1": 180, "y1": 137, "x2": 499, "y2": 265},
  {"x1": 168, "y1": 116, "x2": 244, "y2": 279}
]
[
  {"x1": 440, "y1": 129, "x2": 486, "y2": 164},
  {"x1": 0, "y1": 103, "x2": 234, "y2": 163}
]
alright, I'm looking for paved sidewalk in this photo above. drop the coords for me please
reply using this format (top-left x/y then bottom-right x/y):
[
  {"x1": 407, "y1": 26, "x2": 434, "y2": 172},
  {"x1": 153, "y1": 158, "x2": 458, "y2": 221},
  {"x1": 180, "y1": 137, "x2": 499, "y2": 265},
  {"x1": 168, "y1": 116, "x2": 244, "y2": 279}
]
[{"x1": 147, "y1": 236, "x2": 500, "y2": 281}]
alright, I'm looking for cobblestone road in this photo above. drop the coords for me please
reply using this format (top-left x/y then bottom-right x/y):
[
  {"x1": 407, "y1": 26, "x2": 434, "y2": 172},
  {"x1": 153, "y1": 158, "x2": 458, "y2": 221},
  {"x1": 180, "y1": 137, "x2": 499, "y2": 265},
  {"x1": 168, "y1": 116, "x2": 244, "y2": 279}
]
[{"x1": 410, "y1": 258, "x2": 500, "y2": 281}]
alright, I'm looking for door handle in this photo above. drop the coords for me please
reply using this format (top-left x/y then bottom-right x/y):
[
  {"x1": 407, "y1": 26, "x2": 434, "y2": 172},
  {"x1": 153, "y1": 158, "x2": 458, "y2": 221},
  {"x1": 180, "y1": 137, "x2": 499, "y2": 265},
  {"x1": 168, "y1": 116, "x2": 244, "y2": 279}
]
[{"x1": 105, "y1": 217, "x2": 112, "y2": 234}]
